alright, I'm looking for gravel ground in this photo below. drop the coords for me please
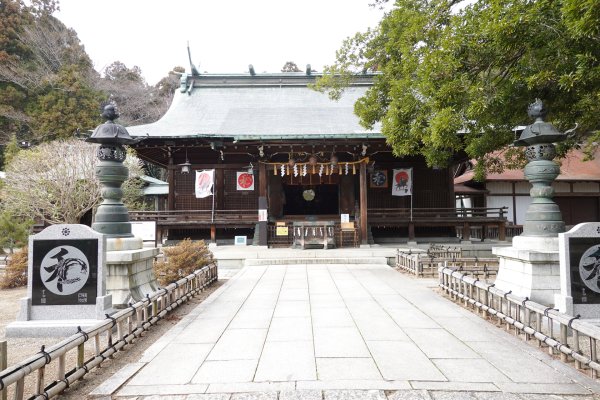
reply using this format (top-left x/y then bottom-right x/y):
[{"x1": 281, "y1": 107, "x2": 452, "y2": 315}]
[{"x1": 0, "y1": 280, "x2": 224, "y2": 400}]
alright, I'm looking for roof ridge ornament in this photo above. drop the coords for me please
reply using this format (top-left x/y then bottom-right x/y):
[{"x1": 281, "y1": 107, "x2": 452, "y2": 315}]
[{"x1": 187, "y1": 42, "x2": 200, "y2": 76}]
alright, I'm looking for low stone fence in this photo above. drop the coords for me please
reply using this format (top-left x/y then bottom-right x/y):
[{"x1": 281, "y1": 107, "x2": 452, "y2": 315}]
[
  {"x1": 0, "y1": 263, "x2": 218, "y2": 400},
  {"x1": 397, "y1": 250, "x2": 498, "y2": 278},
  {"x1": 439, "y1": 266, "x2": 600, "y2": 378}
]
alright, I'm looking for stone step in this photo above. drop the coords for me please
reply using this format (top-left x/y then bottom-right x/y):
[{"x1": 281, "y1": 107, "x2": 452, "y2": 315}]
[{"x1": 244, "y1": 257, "x2": 389, "y2": 266}]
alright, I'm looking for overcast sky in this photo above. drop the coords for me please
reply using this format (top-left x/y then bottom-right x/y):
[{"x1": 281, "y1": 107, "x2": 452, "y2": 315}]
[{"x1": 55, "y1": 0, "x2": 387, "y2": 85}]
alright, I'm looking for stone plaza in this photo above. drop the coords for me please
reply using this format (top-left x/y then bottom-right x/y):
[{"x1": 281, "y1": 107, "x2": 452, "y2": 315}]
[{"x1": 89, "y1": 248, "x2": 600, "y2": 400}]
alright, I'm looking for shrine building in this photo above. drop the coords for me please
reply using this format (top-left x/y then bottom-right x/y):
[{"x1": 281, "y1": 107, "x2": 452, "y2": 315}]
[{"x1": 127, "y1": 69, "x2": 489, "y2": 247}]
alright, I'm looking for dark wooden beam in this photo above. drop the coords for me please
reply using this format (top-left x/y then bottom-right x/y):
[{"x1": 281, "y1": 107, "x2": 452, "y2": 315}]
[
  {"x1": 359, "y1": 161, "x2": 368, "y2": 245},
  {"x1": 259, "y1": 162, "x2": 267, "y2": 198}
]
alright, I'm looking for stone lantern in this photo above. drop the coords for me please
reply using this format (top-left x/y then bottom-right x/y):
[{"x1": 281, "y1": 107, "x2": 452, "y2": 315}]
[
  {"x1": 87, "y1": 104, "x2": 159, "y2": 307},
  {"x1": 86, "y1": 104, "x2": 142, "y2": 248},
  {"x1": 513, "y1": 99, "x2": 566, "y2": 240},
  {"x1": 494, "y1": 99, "x2": 568, "y2": 305}
]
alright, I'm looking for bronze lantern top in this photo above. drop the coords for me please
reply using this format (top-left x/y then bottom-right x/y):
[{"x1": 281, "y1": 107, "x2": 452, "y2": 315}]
[
  {"x1": 514, "y1": 99, "x2": 566, "y2": 147},
  {"x1": 86, "y1": 104, "x2": 143, "y2": 145}
]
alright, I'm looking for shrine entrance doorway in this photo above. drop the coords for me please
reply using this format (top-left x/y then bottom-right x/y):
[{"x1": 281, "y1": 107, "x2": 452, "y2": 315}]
[{"x1": 283, "y1": 184, "x2": 339, "y2": 216}]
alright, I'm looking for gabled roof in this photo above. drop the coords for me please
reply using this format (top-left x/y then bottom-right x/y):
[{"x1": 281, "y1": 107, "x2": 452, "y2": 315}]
[
  {"x1": 454, "y1": 148, "x2": 600, "y2": 184},
  {"x1": 141, "y1": 175, "x2": 168, "y2": 196},
  {"x1": 127, "y1": 73, "x2": 382, "y2": 141}
]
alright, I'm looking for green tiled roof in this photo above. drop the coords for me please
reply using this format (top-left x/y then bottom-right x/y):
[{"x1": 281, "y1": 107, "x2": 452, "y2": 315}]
[{"x1": 127, "y1": 73, "x2": 382, "y2": 140}]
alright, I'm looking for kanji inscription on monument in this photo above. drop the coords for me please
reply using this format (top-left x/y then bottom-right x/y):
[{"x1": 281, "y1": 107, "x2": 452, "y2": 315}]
[
  {"x1": 556, "y1": 223, "x2": 600, "y2": 319},
  {"x1": 569, "y1": 237, "x2": 600, "y2": 305},
  {"x1": 32, "y1": 239, "x2": 98, "y2": 306},
  {"x1": 5, "y1": 224, "x2": 115, "y2": 337}
]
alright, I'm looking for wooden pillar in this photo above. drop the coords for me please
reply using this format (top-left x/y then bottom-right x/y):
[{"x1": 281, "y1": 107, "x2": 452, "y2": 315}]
[
  {"x1": 259, "y1": 162, "x2": 267, "y2": 198},
  {"x1": 498, "y1": 221, "x2": 506, "y2": 241},
  {"x1": 215, "y1": 168, "x2": 224, "y2": 210},
  {"x1": 359, "y1": 161, "x2": 368, "y2": 245},
  {"x1": 210, "y1": 225, "x2": 216, "y2": 243},
  {"x1": 462, "y1": 222, "x2": 471, "y2": 241},
  {"x1": 257, "y1": 162, "x2": 268, "y2": 246},
  {"x1": 167, "y1": 150, "x2": 175, "y2": 211}
]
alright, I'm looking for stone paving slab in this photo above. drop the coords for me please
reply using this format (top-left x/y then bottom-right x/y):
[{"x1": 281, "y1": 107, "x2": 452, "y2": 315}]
[
  {"x1": 132, "y1": 392, "x2": 600, "y2": 400},
  {"x1": 112, "y1": 260, "x2": 599, "y2": 400}
]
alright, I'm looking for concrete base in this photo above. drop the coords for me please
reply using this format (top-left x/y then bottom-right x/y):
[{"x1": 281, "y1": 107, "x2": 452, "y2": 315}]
[
  {"x1": 512, "y1": 235, "x2": 559, "y2": 252},
  {"x1": 6, "y1": 319, "x2": 108, "y2": 338},
  {"x1": 107, "y1": 236, "x2": 143, "y2": 252},
  {"x1": 6, "y1": 294, "x2": 116, "y2": 337},
  {"x1": 493, "y1": 237, "x2": 560, "y2": 306},
  {"x1": 106, "y1": 247, "x2": 160, "y2": 308}
]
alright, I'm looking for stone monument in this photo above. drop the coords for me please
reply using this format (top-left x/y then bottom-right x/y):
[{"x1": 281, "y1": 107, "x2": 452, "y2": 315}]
[
  {"x1": 86, "y1": 104, "x2": 159, "y2": 307},
  {"x1": 493, "y1": 100, "x2": 566, "y2": 305},
  {"x1": 555, "y1": 223, "x2": 600, "y2": 321},
  {"x1": 6, "y1": 225, "x2": 114, "y2": 337}
]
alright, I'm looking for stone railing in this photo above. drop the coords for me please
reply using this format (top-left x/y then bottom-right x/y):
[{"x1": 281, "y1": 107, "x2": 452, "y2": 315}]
[
  {"x1": 397, "y1": 250, "x2": 498, "y2": 278},
  {"x1": 0, "y1": 263, "x2": 217, "y2": 400},
  {"x1": 439, "y1": 266, "x2": 600, "y2": 378}
]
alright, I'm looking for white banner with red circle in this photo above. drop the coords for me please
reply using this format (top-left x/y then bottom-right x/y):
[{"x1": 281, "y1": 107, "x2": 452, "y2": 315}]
[
  {"x1": 236, "y1": 171, "x2": 255, "y2": 191},
  {"x1": 195, "y1": 169, "x2": 214, "y2": 198},
  {"x1": 392, "y1": 168, "x2": 413, "y2": 196}
]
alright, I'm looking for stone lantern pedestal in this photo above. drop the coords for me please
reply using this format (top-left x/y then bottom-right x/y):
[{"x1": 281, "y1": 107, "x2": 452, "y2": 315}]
[
  {"x1": 493, "y1": 238, "x2": 561, "y2": 305},
  {"x1": 493, "y1": 100, "x2": 565, "y2": 305},
  {"x1": 87, "y1": 105, "x2": 159, "y2": 308}
]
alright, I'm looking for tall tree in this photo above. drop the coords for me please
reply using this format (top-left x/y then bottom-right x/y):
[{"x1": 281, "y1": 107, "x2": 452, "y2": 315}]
[
  {"x1": 0, "y1": 0, "x2": 103, "y2": 148},
  {"x1": 1, "y1": 139, "x2": 145, "y2": 224},
  {"x1": 96, "y1": 62, "x2": 184, "y2": 126},
  {"x1": 281, "y1": 61, "x2": 302, "y2": 72},
  {"x1": 315, "y1": 0, "x2": 600, "y2": 177}
]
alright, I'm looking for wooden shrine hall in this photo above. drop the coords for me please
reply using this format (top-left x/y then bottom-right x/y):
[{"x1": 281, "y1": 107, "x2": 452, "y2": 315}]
[{"x1": 128, "y1": 70, "x2": 506, "y2": 247}]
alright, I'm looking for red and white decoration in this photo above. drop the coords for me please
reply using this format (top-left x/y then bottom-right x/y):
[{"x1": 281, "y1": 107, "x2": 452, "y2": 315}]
[
  {"x1": 195, "y1": 169, "x2": 214, "y2": 198},
  {"x1": 392, "y1": 168, "x2": 413, "y2": 196},
  {"x1": 236, "y1": 171, "x2": 255, "y2": 191}
]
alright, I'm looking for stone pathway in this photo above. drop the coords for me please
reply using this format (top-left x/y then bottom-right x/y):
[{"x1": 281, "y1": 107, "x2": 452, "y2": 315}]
[{"x1": 102, "y1": 260, "x2": 600, "y2": 400}]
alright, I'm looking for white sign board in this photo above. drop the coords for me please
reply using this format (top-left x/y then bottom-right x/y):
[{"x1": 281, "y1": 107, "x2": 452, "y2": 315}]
[
  {"x1": 340, "y1": 214, "x2": 350, "y2": 223},
  {"x1": 235, "y1": 236, "x2": 247, "y2": 246},
  {"x1": 131, "y1": 221, "x2": 156, "y2": 242}
]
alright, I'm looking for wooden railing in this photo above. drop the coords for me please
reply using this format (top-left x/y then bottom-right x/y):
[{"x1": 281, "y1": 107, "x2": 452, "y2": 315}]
[
  {"x1": 0, "y1": 264, "x2": 218, "y2": 400},
  {"x1": 129, "y1": 210, "x2": 257, "y2": 225},
  {"x1": 267, "y1": 223, "x2": 359, "y2": 249},
  {"x1": 440, "y1": 266, "x2": 600, "y2": 378},
  {"x1": 369, "y1": 207, "x2": 509, "y2": 241},
  {"x1": 468, "y1": 225, "x2": 524, "y2": 240},
  {"x1": 369, "y1": 207, "x2": 508, "y2": 220}
]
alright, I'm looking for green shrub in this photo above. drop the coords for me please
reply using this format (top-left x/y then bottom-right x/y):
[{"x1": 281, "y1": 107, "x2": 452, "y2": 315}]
[
  {"x1": 0, "y1": 247, "x2": 28, "y2": 289},
  {"x1": 153, "y1": 239, "x2": 214, "y2": 286}
]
